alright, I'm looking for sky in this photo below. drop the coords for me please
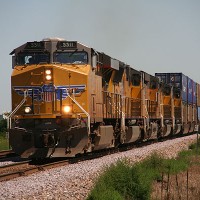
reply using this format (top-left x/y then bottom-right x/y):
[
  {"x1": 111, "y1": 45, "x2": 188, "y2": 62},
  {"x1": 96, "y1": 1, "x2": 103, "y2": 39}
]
[{"x1": 0, "y1": 0, "x2": 200, "y2": 114}]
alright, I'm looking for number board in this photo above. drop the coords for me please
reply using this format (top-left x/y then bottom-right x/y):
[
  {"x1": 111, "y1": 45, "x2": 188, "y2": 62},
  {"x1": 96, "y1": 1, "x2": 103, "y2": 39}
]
[
  {"x1": 57, "y1": 41, "x2": 77, "y2": 49},
  {"x1": 25, "y1": 42, "x2": 45, "y2": 50}
]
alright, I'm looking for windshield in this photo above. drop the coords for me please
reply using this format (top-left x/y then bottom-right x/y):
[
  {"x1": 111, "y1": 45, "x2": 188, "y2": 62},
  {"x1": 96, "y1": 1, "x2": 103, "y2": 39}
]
[
  {"x1": 16, "y1": 52, "x2": 50, "y2": 65},
  {"x1": 54, "y1": 51, "x2": 88, "y2": 64}
]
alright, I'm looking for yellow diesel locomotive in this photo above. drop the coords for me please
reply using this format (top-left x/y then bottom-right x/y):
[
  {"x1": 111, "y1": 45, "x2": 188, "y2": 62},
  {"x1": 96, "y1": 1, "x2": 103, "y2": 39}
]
[{"x1": 8, "y1": 38, "x2": 199, "y2": 158}]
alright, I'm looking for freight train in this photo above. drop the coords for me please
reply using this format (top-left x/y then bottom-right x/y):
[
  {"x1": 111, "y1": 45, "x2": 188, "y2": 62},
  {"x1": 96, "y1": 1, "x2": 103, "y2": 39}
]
[{"x1": 8, "y1": 38, "x2": 200, "y2": 158}]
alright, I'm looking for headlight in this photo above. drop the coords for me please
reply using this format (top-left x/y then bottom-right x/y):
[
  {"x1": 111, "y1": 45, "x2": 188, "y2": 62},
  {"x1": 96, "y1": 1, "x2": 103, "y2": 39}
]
[
  {"x1": 45, "y1": 74, "x2": 52, "y2": 80},
  {"x1": 45, "y1": 69, "x2": 51, "y2": 75},
  {"x1": 45, "y1": 69, "x2": 52, "y2": 81},
  {"x1": 63, "y1": 105, "x2": 71, "y2": 113},
  {"x1": 24, "y1": 106, "x2": 32, "y2": 114}
]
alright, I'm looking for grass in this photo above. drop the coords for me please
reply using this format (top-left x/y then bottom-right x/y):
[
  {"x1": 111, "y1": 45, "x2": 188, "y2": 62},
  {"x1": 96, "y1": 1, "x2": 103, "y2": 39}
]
[
  {"x1": 87, "y1": 157, "x2": 160, "y2": 200},
  {"x1": 0, "y1": 132, "x2": 9, "y2": 151},
  {"x1": 87, "y1": 140, "x2": 200, "y2": 200}
]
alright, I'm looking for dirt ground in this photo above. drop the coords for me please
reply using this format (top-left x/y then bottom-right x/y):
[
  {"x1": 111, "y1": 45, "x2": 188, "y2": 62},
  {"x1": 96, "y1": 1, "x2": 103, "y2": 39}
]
[{"x1": 151, "y1": 157, "x2": 200, "y2": 200}]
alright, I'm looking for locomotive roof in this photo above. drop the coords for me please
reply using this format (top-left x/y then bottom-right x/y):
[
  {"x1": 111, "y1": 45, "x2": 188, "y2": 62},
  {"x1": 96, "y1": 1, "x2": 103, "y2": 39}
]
[{"x1": 10, "y1": 38, "x2": 91, "y2": 55}]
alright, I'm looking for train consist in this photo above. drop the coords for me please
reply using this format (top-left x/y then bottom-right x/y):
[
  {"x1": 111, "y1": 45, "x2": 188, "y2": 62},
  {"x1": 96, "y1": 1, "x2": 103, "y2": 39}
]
[{"x1": 8, "y1": 38, "x2": 200, "y2": 158}]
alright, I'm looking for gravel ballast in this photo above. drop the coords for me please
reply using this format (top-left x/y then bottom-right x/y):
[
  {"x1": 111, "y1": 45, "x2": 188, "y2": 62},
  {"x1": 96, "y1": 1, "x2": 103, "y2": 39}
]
[{"x1": 0, "y1": 134, "x2": 198, "y2": 200}]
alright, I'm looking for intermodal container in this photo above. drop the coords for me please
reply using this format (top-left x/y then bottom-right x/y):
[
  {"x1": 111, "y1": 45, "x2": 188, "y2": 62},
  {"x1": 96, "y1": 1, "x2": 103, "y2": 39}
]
[
  {"x1": 187, "y1": 77, "x2": 193, "y2": 104},
  {"x1": 198, "y1": 106, "x2": 200, "y2": 121},
  {"x1": 193, "y1": 81, "x2": 197, "y2": 105},
  {"x1": 154, "y1": 73, "x2": 169, "y2": 84},
  {"x1": 181, "y1": 74, "x2": 188, "y2": 103},
  {"x1": 155, "y1": 73, "x2": 187, "y2": 102},
  {"x1": 197, "y1": 83, "x2": 200, "y2": 106}
]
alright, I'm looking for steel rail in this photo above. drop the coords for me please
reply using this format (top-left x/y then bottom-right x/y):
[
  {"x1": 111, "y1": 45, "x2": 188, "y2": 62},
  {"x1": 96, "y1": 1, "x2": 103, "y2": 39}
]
[{"x1": 0, "y1": 150, "x2": 16, "y2": 159}]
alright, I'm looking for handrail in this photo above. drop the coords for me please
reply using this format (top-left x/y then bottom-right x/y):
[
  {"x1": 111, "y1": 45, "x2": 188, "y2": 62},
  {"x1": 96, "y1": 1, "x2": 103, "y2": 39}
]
[
  {"x1": 7, "y1": 90, "x2": 28, "y2": 130},
  {"x1": 67, "y1": 92, "x2": 90, "y2": 135}
]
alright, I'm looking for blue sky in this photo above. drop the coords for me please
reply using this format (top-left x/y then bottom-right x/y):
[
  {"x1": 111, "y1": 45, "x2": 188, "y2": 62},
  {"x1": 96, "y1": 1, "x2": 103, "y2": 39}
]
[{"x1": 0, "y1": 0, "x2": 200, "y2": 113}]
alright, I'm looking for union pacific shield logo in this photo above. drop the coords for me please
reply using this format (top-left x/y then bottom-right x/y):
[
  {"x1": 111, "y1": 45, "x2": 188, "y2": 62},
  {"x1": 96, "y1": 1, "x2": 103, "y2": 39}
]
[
  {"x1": 56, "y1": 85, "x2": 86, "y2": 100},
  {"x1": 13, "y1": 84, "x2": 86, "y2": 102}
]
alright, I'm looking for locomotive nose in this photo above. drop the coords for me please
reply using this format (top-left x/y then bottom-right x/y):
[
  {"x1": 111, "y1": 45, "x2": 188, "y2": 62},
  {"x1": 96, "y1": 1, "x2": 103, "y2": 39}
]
[{"x1": 9, "y1": 128, "x2": 49, "y2": 158}]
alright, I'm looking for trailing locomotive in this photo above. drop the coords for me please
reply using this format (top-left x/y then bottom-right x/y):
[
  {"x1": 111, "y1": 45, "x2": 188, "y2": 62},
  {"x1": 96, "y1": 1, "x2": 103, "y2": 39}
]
[{"x1": 8, "y1": 38, "x2": 199, "y2": 158}]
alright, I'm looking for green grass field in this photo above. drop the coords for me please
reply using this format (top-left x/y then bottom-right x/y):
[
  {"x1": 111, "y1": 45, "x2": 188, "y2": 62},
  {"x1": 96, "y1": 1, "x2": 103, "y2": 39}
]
[{"x1": 0, "y1": 132, "x2": 9, "y2": 151}]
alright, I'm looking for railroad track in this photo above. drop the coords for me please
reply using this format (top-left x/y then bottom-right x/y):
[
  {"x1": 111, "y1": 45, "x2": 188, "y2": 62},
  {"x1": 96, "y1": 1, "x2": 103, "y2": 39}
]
[
  {"x1": 0, "y1": 148, "x2": 121, "y2": 182},
  {"x1": 0, "y1": 150, "x2": 16, "y2": 159},
  {"x1": 0, "y1": 148, "x2": 120, "y2": 182},
  {"x1": 0, "y1": 142, "x2": 171, "y2": 182},
  {"x1": 0, "y1": 132, "x2": 196, "y2": 182},
  {"x1": 0, "y1": 159, "x2": 71, "y2": 182}
]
